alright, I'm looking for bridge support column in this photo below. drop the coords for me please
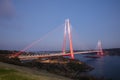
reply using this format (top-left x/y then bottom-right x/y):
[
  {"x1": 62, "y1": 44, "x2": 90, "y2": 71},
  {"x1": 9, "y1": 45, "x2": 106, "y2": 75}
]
[
  {"x1": 65, "y1": 19, "x2": 74, "y2": 59},
  {"x1": 97, "y1": 40, "x2": 104, "y2": 56}
]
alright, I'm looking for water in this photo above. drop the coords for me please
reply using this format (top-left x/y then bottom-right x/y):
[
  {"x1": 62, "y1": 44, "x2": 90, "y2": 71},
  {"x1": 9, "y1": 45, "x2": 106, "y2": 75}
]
[{"x1": 75, "y1": 54, "x2": 120, "y2": 80}]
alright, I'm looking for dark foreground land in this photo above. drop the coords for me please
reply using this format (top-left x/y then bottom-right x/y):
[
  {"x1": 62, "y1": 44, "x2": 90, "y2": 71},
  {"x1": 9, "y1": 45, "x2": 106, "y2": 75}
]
[
  {"x1": 0, "y1": 48, "x2": 118, "y2": 80},
  {"x1": 0, "y1": 62, "x2": 72, "y2": 80}
]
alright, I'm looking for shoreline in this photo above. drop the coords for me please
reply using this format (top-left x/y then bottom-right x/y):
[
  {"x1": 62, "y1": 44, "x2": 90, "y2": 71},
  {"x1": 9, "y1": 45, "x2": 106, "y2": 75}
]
[
  {"x1": 0, "y1": 50, "x2": 109, "y2": 80},
  {"x1": 0, "y1": 55, "x2": 95, "y2": 80}
]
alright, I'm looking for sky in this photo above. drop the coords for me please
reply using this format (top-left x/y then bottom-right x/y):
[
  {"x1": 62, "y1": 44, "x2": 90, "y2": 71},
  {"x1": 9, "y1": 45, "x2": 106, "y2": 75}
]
[{"x1": 0, "y1": 0, "x2": 120, "y2": 51}]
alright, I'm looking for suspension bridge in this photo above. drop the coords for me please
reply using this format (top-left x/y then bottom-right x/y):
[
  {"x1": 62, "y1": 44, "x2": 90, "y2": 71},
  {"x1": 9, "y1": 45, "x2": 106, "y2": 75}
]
[{"x1": 10, "y1": 19, "x2": 103, "y2": 60}]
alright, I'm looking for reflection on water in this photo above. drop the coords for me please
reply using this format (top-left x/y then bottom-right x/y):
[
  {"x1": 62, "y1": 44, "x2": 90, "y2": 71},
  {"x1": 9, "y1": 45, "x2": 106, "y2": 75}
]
[{"x1": 75, "y1": 54, "x2": 120, "y2": 80}]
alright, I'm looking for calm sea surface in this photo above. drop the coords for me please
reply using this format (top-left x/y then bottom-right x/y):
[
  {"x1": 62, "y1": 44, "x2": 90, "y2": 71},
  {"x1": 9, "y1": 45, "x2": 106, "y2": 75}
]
[{"x1": 75, "y1": 54, "x2": 120, "y2": 80}]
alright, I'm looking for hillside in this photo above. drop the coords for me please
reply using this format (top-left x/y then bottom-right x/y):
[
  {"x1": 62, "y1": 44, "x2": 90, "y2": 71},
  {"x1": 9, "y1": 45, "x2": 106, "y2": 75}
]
[{"x1": 0, "y1": 62, "x2": 72, "y2": 80}]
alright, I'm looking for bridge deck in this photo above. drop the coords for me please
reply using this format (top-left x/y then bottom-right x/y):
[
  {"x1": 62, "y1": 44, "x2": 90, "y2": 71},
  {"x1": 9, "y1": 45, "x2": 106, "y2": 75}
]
[{"x1": 18, "y1": 51, "x2": 100, "y2": 60}]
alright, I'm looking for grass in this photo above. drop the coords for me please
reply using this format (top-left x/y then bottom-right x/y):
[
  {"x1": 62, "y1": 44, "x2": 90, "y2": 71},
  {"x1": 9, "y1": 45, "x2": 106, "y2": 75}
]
[
  {"x1": 0, "y1": 62, "x2": 71, "y2": 80},
  {"x1": 0, "y1": 68, "x2": 35, "y2": 80},
  {"x1": 0, "y1": 68, "x2": 16, "y2": 75}
]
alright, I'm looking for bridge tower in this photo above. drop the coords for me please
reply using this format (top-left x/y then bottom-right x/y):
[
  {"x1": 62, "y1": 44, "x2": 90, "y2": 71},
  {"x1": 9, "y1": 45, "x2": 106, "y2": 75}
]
[
  {"x1": 97, "y1": 40, "x2": 104, "y2": 56},
  {"x1": 62, "y1": 19, "x2": 74, "y2": 59}
]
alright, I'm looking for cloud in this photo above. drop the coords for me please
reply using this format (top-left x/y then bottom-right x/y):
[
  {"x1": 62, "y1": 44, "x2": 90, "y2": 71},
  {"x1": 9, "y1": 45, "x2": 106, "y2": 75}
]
[{"x1": 0, "y1": 0, "x2": 15, "y2": 19}]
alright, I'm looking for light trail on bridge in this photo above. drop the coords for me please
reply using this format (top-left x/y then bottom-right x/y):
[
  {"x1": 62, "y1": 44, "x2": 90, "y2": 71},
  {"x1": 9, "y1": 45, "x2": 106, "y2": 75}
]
[{"x1": 18, "y1": 51, "x2": 100, "y2": 60}]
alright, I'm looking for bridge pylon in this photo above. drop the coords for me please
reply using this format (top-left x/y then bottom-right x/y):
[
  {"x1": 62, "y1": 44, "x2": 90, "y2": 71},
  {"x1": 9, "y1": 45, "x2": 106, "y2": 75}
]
[
  {"x1": 62, "y1": 19, "x2": 74, "y2": 59},
  {"x1": 97, "y1": 40, "x2": 104, "y2": 56}
]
